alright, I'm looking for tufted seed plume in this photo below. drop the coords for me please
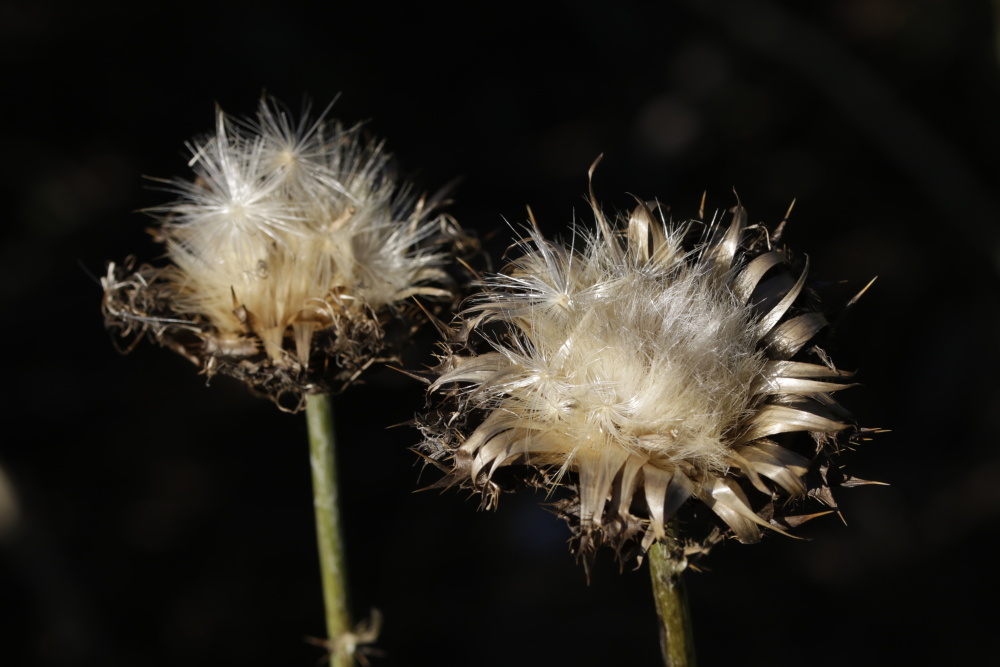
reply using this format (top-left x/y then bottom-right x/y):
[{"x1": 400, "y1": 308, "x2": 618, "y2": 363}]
[
  {"x1": 419, "y1": 164, "x2": 875, "y2": 563},
  {"x1": 102, "y1": 98, "x2": 470, "y2": 409}
]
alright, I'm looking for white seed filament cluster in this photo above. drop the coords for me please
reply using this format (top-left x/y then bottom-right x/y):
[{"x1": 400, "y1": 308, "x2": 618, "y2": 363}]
[
  {"x1": 160, "y1": 101, "x2": 451, "y2": 367},
  {"x1": 104, "y1": 99, "x2": 460, "y2": 402},
  {"x1": 427, "y1": 182, "x2": 855, "y2": 553}
]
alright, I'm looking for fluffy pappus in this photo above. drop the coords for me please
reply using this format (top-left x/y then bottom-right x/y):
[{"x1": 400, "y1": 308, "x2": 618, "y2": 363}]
[
  {"x1": 102, "y1": 98, "x2": 472, "y2": 409},
  {"x1": 419, "y1": 165, "x2": 875, "y2": 563}
]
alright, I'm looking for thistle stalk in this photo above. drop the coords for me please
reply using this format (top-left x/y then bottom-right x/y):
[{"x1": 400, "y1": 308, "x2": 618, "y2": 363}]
[
  {"x1": 307, "y1": 392, "x2": 352, "y2": 667},
  {"x1": 649, "y1": 535, "x2": 696, "y2": 667},
  {"x1": 102, "y1": 98, "x2": 467, "y2": 665}
]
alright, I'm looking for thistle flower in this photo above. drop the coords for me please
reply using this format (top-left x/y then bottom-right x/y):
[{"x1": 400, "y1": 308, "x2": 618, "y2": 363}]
[
  {"x1": 420, "y1": 165, "x2": 872, "y2": 560},
  {"x1": 103, "y1": 98, "x2": 467, "y2": 408}
]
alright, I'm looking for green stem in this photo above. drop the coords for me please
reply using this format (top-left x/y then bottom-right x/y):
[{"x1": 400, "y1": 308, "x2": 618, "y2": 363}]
[
  {"x1": 649, "y1": 536, "x2": 696, "y2": 667},
  {"x1": 306, "y1": 392, "x2": 352, "y2": 667}
]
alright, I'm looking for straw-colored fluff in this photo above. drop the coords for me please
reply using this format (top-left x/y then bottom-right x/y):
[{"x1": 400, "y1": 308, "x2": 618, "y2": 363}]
[
  {"x1": 103, "y1": 98, "x2": 466, "y2": 408},
  {"x1": 421, "y1": 172, "x2": 863, "y2": 557}
]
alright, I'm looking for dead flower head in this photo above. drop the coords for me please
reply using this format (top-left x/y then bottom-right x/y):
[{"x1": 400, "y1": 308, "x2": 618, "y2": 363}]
[
  {"x1": 103, "y1": 98, "x2": 470, "y2": 409},
  {"x1": 419, "y1": 164, "x2": 875, "y2": 562}
]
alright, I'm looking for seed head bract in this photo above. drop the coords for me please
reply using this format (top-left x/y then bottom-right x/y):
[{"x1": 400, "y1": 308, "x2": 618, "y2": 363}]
[
  {"x1": 102, "y1": 97, "x2": 471, "y2": 410},
  {"x1": 418, "y1": 165, "x2": 874, "y2": 563}
]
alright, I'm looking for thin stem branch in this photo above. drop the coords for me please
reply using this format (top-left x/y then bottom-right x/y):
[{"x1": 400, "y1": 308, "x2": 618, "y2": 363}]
[
  {"x1": 649, "y1": 536, "x2": 696, "y2": 667},
  {"x1": 307, "y1": 392, "x2": 352, "y2": 667}
]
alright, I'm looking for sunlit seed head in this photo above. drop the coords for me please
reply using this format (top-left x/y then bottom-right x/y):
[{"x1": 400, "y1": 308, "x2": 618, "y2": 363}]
[
  {"x1": 103, "y1": 96, "x2": 471, "y2": 409},
  {"x1": 419, "y1": 167, "x2": 873, "y2": 564}
]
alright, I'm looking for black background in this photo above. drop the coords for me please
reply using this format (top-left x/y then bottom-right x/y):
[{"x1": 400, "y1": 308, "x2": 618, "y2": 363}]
[{"x1": 2, "y1": 0, "x2": 998, "y2": 665}]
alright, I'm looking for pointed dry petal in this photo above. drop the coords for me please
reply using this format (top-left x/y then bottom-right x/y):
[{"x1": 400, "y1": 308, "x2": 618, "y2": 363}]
[
  {"x1": 752, "y1": 375, "x2": 856, "y2": 396},
  {"x1": 627, "y1": 199, "x2": 662, "y2": 262},
  {"x1": 431, "y1": 353, "x2": 508, "y2": 389},
  {"x1": 706, "y1": 206, "x2": 746, "y2": 272},
  {"x1": 735, "y1": 404, "x2": 848, "y2": 445},
  {"x1": 611, "y1": 454, "x2": 647, "y2": 518},
  {"x1": 763, "y1": 312, "x2": 828, "y2": 358},
  {"x1": 587, "y1": 155, "x2": 623, "y2": 263},
  {"x1": 728, "y1": 450, "x2": 773, "y2": 495},
  {"x1": 763, "y1": 360, "x2": 854, "y2": 380},
  {"x1": 699, "y1": 478, "x2": 764, "y2": 543},
  {"x1": 737, "y1": 442, "x2": 810, "y2": 496},
  {"x1": 662, "y1": 471, "x2": 695, "y2": 523},
  {"x1": 731, "y1": 250, "x2": 785, "y2": 303},
  {"x1": 470, "y1": 428, "x2": 519, "y2": 478},
  {"x1": 458, "y1": 411, "x2": 521, "y2": 456},
  {"x1": 643, "y1": 466, "x2": 675, "y2": 541},
  {"x1": 292, "y1": 321, "x2": 317, "y2": 370},
  {"x1": 755, "y1": 257, "x2": 809, "y2": 337},
  {"x1": 577, "y1": 448, "x2": 630, "y2": 529}
]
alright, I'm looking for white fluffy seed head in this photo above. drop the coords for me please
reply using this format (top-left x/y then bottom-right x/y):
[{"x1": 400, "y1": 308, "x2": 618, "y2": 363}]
[
  {"x1": 422, "y1": 179, "x2": 864, "y2": 562},
  {"x1": 103, "y1": 97, "x2": 467, "y2": 407},
  {"x1": 471, "y1": 225, "x2": 765, "y2": 475}
]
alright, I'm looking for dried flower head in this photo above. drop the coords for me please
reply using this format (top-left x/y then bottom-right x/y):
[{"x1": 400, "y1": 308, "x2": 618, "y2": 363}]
[
  {"x1": 103, "y1": 98, "x2": 469, "y2": 409},
  {"x1": 419, "y1": 165, "x2": 873, "y2": 562}
]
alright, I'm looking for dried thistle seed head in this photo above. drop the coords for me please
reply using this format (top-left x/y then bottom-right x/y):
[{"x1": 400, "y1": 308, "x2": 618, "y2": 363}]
[
  {"x1": 418, "y1": 171, "x2": 873, "y2": 563},
  {"x1": 102, "y1": 98, "x2": 470, "y2": 409}
]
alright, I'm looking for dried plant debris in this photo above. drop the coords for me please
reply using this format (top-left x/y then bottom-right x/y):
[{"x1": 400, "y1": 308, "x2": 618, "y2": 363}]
[
  {"x1": 103, "y1": 98, "x2": 473, "y2": 410},
  {"x1": 418, "y1": 164, "x2": 878, "y2": 565}
]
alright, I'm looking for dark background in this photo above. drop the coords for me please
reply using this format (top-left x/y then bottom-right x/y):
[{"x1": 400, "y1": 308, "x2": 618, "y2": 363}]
[{"x1": 2, "y1": 0, "x2": 998, "y2": 665}]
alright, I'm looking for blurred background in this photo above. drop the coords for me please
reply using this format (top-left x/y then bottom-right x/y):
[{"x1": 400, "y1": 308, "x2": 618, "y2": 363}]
[{"x1": 1, "y1": 0, "x2": 997, "y2": 665}]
